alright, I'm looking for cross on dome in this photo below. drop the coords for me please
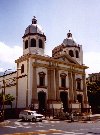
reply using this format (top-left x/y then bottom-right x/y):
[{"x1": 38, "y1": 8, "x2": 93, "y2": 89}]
[
  {"x1": 33, "y1": 16, "x2": 36, "y2": 19},
  {"x1": 32, "y1": 16, "x2": 37, "y2": 24}
]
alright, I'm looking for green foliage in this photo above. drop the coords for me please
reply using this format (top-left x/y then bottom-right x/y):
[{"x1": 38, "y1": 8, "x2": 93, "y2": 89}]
[
  {"x1": 87, "y1": 81, "x2": 100, "y2": 108},
  {"x1": 87, "y1": 81, "x2": 100, "y2": 92},
  {"x1": 0, "y1": 93, "x2": 15, "y2": 105},
  {"x1": 5, "y1": 94, "x2": 15, "y2": 102}
]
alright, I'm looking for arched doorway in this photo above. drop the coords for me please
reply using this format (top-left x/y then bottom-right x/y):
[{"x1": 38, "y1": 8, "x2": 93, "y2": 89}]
[
  {"x1": 77, "y1": 94, "x2": 83, "y2": 111},
  {"x1": 38, "y1": 91, "x2": 46, "y2": 113},
  {"x1": 60, "y1": 91, "x2": 68, "y2": 112}
]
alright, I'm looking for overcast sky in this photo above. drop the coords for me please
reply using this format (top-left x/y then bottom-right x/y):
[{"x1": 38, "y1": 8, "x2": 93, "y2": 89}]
[{"x1": 0, "y1": 0, "x2": 100, "y2": 75}]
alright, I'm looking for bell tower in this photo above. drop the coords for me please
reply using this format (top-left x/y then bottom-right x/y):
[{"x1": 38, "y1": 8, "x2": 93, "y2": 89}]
[{"x1": 22, "y1": 17, "x2": 46, "y2": 55}]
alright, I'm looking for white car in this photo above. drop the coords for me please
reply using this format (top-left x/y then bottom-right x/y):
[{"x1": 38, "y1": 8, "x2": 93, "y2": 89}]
[{"x1": 19, "y1": 110, "x2": 43, "y2": 122}]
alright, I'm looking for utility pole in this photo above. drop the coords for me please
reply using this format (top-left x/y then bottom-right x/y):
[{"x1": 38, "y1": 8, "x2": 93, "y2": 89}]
[{"x1": 2, "y1": 69, "x2": 12, "y2": 121}]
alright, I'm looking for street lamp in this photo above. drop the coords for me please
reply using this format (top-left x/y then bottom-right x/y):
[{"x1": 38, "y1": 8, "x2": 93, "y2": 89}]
[{"x1": 2, "y1": 69, "x2": 12, "y2": 121}]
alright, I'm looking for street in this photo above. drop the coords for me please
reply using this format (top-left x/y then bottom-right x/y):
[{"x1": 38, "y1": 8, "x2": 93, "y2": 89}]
[{"x1": 0, "y1": 119, "x2": 100, "y2": 135}]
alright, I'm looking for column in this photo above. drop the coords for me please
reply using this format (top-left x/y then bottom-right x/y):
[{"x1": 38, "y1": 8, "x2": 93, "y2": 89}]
[
  {"x1": 28, "y1": 37, "x2": 31, "y2": 54},
  {"x1": 47, "y1": 68, "x2": 55, "y2": 100},
  {"x1": 68, "y1": 72, "x2": 74, "y2": 102},
  {"x1": 50, "y1": 69, "x2": 55, "y2": 99},
  {"x1": 82, "y1": 74, "x2": 88, "y2": 107},
  {"x1": 26, "y1": 59, "x2": 29, "y2": 107},
  {"x1": 32, "y1": 65, "x2": 37, "y2": 101},
  {"x1": 72, "y1": 73, "x2": 77, "y2": 101},
  {"x1": 47, "y1": 69, "x2": 51, "y2": 99},
  {"x1": 55, "y1": 68, "x2": 59, "y2": 100}
]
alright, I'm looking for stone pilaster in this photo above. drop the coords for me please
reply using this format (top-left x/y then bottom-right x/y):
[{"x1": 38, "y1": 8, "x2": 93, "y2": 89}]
[
  {"x1": 47, "y1": 69, "x2": 51, "y2": 99},
  {"x1": 68, "y1": 72, "x2": 74, "y2": 102},
  {"x1": 82, "y1": 73, "x2": 88, "y2": 106},
  {"x1": 28, "y1": 37, "x2": 31, "y2": 54},
  {"x1": 32, "y1": 65, "x2": 37, "y2": 101},
  {"x1": 55, "y1": 68, "x2": 59, "y2": 100},
  {"x1": 51, "y1": 69, "x2": 55, "y2": 99},
  {"x1": 47, "y1": 68, "x2": 55, "y2": 100},
  {"x1": 26, "y1": 60, "x2": 28, "y2": 107},
  {"x1": 72, "y1": 73, "x2": 77, "y2": 101}
]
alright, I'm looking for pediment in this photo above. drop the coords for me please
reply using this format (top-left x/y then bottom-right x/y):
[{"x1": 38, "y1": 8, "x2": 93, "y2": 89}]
[{"x1": 55, "y1": 54, "x2": 79, "y2": 65}]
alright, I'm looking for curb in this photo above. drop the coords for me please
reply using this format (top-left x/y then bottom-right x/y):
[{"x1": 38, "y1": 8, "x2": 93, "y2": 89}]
[{"x1": 43, "y1": 118, "x2": 96, "y2": 123}]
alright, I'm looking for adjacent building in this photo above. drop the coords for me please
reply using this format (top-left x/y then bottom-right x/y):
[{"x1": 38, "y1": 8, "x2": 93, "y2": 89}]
[{"x1": 87, "y1": 73, "x2": 100, "y2": 82}]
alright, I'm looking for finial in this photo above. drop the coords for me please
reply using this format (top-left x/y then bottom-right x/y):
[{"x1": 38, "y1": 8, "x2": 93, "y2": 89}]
[
  {"x1": 33, "y1": 16, "x2": 36, "y2": 19},
  {"x1": 67, "y1": 30, "x2": 72, "y2": 38},
  {"x1": 32, "y1": 16, "x2": 37, "y2": 24}
]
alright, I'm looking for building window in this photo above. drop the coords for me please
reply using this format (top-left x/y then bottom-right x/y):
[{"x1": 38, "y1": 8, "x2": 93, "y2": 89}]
[
  {"x1": 25, "y1": 40, "x2": 28, "y2": 49},
  {"x1": 90, "y1": 78, "x2": 92, "y2": 82},
  {"x1": 69, "y1": 50, "x2": 74, "y2": 57},
  {"x1": 21, "y1": 64, "x2": 24, "y2": 73},
  {"x1": 76, "y1": 50, "x2": 79, "y2": 58},
  {"x1": 31, "y1": 38, "x2": 36, "y2": 47},
  {"x1": 76, "y1": 78, "x2": 81, "y2": 90},
  {"x1": 39, "y1": 72, "x2": 45, "y2": 86},
  {"x1": 39, "y1": 39, "x2": 43, "y2": 48},
  {"x1": 77, "y1": 81, "x2": 81, "y2": 90},
  {"x1": 61, "y1": 78, "x2": 66, "y2": 87},
  {"x1": 60, "y1": 73, "x2": 67, "y2": 88}
]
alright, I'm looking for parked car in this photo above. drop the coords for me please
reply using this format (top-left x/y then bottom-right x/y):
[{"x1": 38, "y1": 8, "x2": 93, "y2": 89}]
[{"x1": 19, "y1": 110, "x2": 43, "y2": 122}]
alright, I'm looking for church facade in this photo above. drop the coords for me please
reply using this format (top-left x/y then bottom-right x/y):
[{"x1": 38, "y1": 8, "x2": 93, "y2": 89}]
[{"x1": 0, "y1": 17, "x2": 89, "y2": 113}]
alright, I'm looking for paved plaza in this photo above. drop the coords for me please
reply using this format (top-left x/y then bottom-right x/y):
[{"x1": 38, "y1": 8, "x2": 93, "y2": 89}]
[{"x1": 0, "y1": 118, "x2": 100, "y2": 135}]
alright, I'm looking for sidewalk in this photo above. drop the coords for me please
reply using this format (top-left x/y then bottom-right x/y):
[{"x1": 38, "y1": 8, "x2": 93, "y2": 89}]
[
  {"x1": 88, "y1": 114, "x2": 100, "y2": 121},
  {"x1": 0, "y1": 114, "x2": 100, "y2": 126},
  {"x1": 44, "y1": 116, "x2": 78, "y2": 122},
  {"x1": 0, "y1": 120, "x2": 10, "y2": 126},
  {"x1": 45, "y1": 114, "x2": 100, "y2": 122}
]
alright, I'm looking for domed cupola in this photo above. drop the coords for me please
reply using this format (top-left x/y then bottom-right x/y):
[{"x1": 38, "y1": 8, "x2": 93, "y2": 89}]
[
  {"x1": 63, "y1": 30, "x2": 77, "y2": 46},
  {"x1": 52, "y1": 30, "x2": 83, "y2": 65},
  {"x1": 22, "y1": 16, "x2": 46, "y2": 55}
]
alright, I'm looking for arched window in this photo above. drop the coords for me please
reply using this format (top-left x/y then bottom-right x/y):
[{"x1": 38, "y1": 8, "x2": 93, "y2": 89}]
[
  {"x1": 25, "y1": 40, "x2": 28, "y2": 49},
  {"x1": 39, "y1": 72, "x2": 45, "y2": 86},
  {"x1": 39, "y1": 39, "x2": 43, "y2": 48},
  {"x1": 31, "y1": 38, "x2": 36, "y2": 47},
  {"x1": 76, "y1": 50, "x2": 79, "y2": 58},
  {"x1": 76, "y1": 78, "x2": 81, "y2": 90},
  {"x1": 69, "y1": 50, "x2": 74, "y2": 57},
  {"x1": 60, "y1": 73, "x2": 67, "y2": 88},
  {"x1": 21, "y1": 64, "x2": 24, "y2": 73}
]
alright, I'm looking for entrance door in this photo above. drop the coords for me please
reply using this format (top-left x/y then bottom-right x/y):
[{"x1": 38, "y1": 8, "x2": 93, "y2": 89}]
[
  {"x1": 60, "y1": 91, "x2": 68, "y2": 112},
  {"x1": 77, "y1": 94, "x2": 83, "y2": 111},
  {"x1": 38, "y1": 91, "x2": 46, "y2": 113}
]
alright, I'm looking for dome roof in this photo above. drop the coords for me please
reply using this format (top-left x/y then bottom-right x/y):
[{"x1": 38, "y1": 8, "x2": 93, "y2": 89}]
[
  {"x1": 23, "y1": 16, "x2": 45, "y2": 37},
  {"x1": 63, "y1": 30, "x2": 77, "y2": 46},
  {"x1": 25, "y1": 24, "x2": 44, "y2": 35}
]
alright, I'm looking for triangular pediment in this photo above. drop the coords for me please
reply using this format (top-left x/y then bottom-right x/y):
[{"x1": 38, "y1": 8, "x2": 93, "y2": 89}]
[{"x1": 54, "y1": 54, "x2": 80, "y2": 65}]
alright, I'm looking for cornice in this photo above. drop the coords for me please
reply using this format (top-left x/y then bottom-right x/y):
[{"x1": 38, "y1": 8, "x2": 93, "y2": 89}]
[
  {"x1": 15, "y1": 53, "x2": 88, "y2": 70},
  {"x1": 15, "y1": 54, "x2": 31, "y2": 63},
  {"x1": 32, "y1": 62, "x2": 86, "y2": 75},
  {"x1": 22, "y1": 33, "x2": 46, "y2": 41}
]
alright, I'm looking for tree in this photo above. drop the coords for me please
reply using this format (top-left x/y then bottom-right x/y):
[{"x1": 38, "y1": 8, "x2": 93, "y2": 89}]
[
  {"x1": 87, "y1": 81, "x2": 100, "y2": 109},
  {"x1": 0, "y1": 93, "x2": 15, "y2": 108}
]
